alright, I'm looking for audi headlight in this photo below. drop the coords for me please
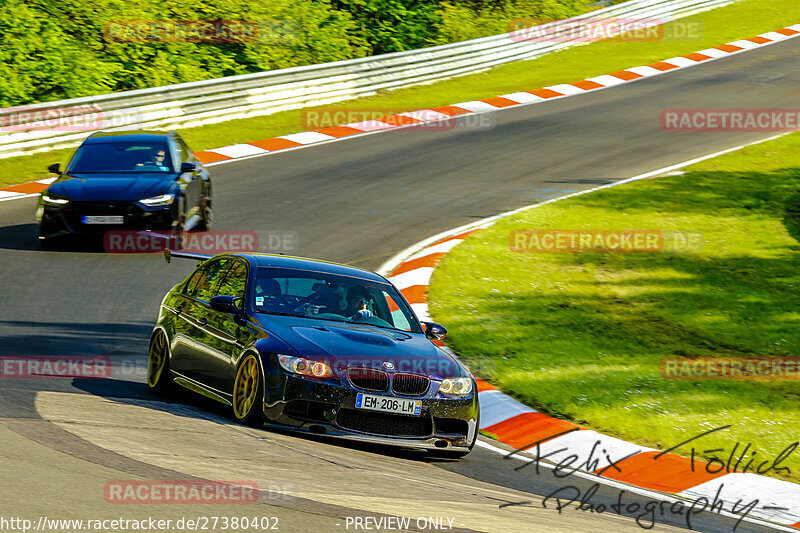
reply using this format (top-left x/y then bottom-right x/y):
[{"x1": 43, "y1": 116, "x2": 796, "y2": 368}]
[
  {"x1": 277, "y1": 355, "x2": 334, "y2": 379},
  {"x1": 439, "y1": 377, "x2": 473, "y2": 397},
  {"x1": 139, "y1": 193, "x2": 175, "y2": 206},
  {"x1": 42, "y1": 193, "x2": 69, "y2": 206}
]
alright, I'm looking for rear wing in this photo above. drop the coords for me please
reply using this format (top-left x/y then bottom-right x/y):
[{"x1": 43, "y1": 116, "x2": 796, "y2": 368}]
[{"x1": 163, "y1": 249, "x2": 211, "y2": 264}]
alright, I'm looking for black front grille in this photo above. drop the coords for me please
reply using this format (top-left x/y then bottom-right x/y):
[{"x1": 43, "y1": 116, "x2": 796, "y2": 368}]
[
  {"x1": 391, "y1": 373, "x2": 430, "y2": 396},
  {"x1": 71, "y1": 201, "x2": 134, "y2": 215},
  {"x1": 348, "y1": 367, "x2": 389, "y2": 392},
  {"x1": 337, "y1": 408, "x2": 432, "y2": 437}
]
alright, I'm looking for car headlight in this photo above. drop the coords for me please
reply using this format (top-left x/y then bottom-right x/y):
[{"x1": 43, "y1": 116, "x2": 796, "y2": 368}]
[
  {"x1": 277, "y1": 354, "x2": 334, "y2": 379},
  {"x1": 139, "y1": 193, "x2": 175, "y2": 206},
  {"x1": 42, "y1": 193, "x2": 69, "y2": 206},
  {"x1": 438, "y1": 377, "x2": 473, "y2": 397}
]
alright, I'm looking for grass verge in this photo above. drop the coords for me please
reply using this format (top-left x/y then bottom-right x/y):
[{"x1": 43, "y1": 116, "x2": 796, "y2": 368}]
[
  {"x1": 428, "y1": 132, "x2": 800, "y2": 483},
  {"x1": 2, "y1": 0, "x2": 800, "y2": 189}
]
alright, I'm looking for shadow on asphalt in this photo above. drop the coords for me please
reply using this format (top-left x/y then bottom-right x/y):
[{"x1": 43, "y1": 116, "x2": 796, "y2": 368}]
[{"x1": 0, "y1": 223, "x2": 106, "y2": 252}]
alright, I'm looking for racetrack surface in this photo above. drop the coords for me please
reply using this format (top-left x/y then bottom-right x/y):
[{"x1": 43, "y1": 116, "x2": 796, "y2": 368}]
[{"x1": 0, "y1": 37, "x2": 798, "y2": 532}]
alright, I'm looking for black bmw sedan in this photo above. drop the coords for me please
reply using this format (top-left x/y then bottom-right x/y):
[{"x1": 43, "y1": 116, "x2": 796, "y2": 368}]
[
  {"x1": 36, "y1": 130, "x2": 212, "y2": 242},
  {"x1": 149, "y1": 251, "x2": 479, "y2": 457}
]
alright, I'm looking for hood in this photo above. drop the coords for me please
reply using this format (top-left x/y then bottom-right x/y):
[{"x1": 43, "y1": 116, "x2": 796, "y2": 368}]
[
  {"x1": 48, "y1": 174, "x2": 176, "y2": 202},
  {"x1": 256, "y1": 315, "x2": 463, "y2": 380}
]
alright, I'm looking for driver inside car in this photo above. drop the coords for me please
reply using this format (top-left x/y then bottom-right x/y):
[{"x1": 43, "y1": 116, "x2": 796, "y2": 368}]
[
  {"x1": 254, "y1": 278, "x2": 287, "y2": 312},
  {"x1": 135, "y1": 148, "x2": 170, "y2": 171},
  {"x1": 346, "y1": 286, "x2": 374, "y2": 319}
]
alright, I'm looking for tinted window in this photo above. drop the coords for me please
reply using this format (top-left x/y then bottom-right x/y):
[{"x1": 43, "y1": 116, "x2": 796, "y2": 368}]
[
  {"x1": 216, "y1": 261, "x2": 247, "y2": 299},
  {"x1": 176, "y1": 137, "x2": 193, "y2": 162},
  {"x1": 67, "y1": 142, "x2": 174, "y2": 173},
  {"x1": 182, "y1": 268, "x2": 204, "y2": 296},
  {"x1": 185, "y1": 259, "x2": 229, "y2": 301},
  {"x1": 254, "y1": 267, "x2": 421, "y2": 333}
]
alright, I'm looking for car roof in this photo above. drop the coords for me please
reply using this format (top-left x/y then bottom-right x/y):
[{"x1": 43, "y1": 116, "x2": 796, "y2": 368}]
[
  {"x1": 84, "y1": 131, "x2": 173, "y2": 144},
  {"x1": 229, "y1": 253, "x2": 389, "y2": 284}
]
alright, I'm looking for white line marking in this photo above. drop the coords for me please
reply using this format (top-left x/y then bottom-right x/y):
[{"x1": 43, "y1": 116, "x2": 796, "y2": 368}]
[{"x1": 405, "y1": 239, "x2": 464, "y2": 261}]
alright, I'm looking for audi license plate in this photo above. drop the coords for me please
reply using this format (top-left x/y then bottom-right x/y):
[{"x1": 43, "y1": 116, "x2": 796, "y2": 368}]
[
  {"x1": 355, "y1": 393, "x2": 422, "y2": 416},
  {"x1": 82, "y1": 215, "x2": 124, "y2": 225}
]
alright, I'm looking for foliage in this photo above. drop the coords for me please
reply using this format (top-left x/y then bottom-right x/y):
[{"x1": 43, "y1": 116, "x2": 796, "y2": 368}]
[{"x1": 0, "y1": 0, "x2": 591, "y2": 106}]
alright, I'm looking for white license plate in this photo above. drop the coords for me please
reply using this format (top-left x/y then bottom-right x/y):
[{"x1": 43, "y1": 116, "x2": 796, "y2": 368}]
[
  {"x1": 355, "y1": 393, "x2": 422, "y2": 416},
  {"x1": 82, "y1": 215, "x2": 124, "y2": 225}
]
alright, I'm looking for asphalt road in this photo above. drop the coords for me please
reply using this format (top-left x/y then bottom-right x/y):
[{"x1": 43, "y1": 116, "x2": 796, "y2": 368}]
[{"x1": 0, "y1": 36, "x2": 798, "y2": 532}]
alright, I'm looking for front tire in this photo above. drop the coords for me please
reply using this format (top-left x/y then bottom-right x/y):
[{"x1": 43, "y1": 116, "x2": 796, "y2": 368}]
[
  {"x1": 232, "y1": 353, "x2": 264, "y2": 426},
  {"x1": 147, "y1": 330, "x2": 174, "y2": 394}
]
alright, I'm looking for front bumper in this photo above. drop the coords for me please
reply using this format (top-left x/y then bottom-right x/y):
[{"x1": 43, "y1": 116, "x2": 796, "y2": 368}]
[
  {"x1": 264, "y1": 374, "x2": 479, "y2": 452},
  {"x1": 37, "y1": 201, "x2": 175, "y2": 238}
]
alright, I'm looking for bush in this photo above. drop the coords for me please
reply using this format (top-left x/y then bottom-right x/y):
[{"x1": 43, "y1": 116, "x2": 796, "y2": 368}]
[{"x1": 1, "y1": 0, "x2": 592, "y2": 107}]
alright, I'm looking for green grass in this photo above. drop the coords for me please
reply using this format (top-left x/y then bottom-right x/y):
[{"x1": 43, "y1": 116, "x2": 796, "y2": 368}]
[
  {"x1": 3, "y1": 0, "x2": 800, "y2": 188},
  {"x1": 429, "y1": 132, "x2": 800, "y2": 483}
]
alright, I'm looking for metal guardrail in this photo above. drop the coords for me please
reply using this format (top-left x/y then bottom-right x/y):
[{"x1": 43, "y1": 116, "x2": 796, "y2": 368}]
[{"x1": 0, "y1": 0, "x2": 734, "y2": 159}]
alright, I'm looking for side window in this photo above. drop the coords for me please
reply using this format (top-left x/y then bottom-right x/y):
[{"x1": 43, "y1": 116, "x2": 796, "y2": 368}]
[
  {"x1": 182, "y1": 268, "x2": 204, "y2": 296},
  {"x1": 385, "y1": 294, "x2": 412, "y2": 332},
  {"x1": 185, "y1": 259, "x2": 229, "y2": 301},
  {"x1": 216, "y1": 261, "x2": 247, "y2": 299},
  {"x1": 176, "y1": 136, "x2": 193, "y2": 162}
]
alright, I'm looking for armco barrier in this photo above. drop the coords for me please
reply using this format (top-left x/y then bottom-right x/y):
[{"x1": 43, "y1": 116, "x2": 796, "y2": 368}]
[{"x1": 0, "y1": 0, "x2": 734, "y2": 159}]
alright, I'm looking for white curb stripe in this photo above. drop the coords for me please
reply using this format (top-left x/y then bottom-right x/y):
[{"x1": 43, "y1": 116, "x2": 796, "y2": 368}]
[
  {"x1": 279, "y1": 132, "x2": 336, "y2": 144},
  {"x1": 585, "y1": 74, "x2": 628, "y2": 87},
  {"x1": 479, "y1": 389, "x2": 538, "y2": 428},
  {"x1": 208, "y1": 143, "x2": 269, "y2": 158},
  {"x1": 536, "y1": 430, "x2": 657, "y2": 472},
  {"x1": 678, "y1": 473, "x2": 800, "y2": 525},
  {"x1": 728, "y1": 39, "x2": 762, "y2": 49},
  {"x1": 452, "y1": 101, "x2": 500, "y2": 112},
  {"x1": 500, "y1": 92, "x2": 545, "y2": 103},
  {"x1": 663, "y1": 56, "x2": 701, "y2": 68},
  {"x1": 545, "y1": 83, "x2": 588, "y2": 96},
  {"x1": 387, "y1": 267, "x2": 435, "y2": 290},
  {"x1": 342, "y1": 120, "x2": 396, "y2": 131}
]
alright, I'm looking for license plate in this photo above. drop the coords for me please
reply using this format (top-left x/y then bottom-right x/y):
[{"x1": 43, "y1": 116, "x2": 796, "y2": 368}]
[
  {"x1": 82, "y1": 215, "x2": 124, "y2": 225},
  {"x1": 355, "y1": 393, "x2": 422, "y2": 416}
]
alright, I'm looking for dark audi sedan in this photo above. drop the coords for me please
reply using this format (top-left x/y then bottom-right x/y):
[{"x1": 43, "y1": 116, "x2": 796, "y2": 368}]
[
  {"x1": 36, "y1": 130, "x2": 212, "y2": 242},
  {"x1": 149, "y1": 251, "x2": 479, "y2": 457}
]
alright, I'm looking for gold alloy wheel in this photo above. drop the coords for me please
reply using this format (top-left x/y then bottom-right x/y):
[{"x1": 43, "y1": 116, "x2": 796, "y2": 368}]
[
  {"x1": 233, "y1": 354, "x2": 260, "y2": 420},
  {"x1": 147, "y1": 331, "x2": 167, "y2": 388}
]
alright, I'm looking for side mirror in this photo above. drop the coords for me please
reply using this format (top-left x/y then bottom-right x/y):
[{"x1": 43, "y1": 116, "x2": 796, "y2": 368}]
[
  {"x1": 48, "y1": 163, "x2": 60, "y2": 174},
  {"x1": 210, "y1": 295, "x2": 242, "y2": 314},
  {"x1": 180, "y1": 162, "x2": 197, "y2": 174},
  {"x1": 422, "y1": 321, "x2": 447, "y2": 340}
]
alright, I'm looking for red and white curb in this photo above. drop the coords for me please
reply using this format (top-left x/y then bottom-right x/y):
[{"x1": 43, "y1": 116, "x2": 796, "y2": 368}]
[
  {"x1": 2, "y1": 23, "x2": 799, "y2": 203},
  {"x1": 377, "y1": 151, "x2": 800, "y2": 529}
]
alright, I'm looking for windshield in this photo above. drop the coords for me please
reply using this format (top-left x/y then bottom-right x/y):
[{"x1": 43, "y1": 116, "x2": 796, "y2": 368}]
[
  {"x1": 67, "y1": 142, "x2": 174, "y2": 174},
  {"x1": 253, "y1": 267, "x2": 422, "y2": 333}
]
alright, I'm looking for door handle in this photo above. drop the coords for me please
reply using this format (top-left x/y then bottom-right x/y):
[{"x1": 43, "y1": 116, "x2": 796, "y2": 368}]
[
  {"x1": 199, "y1": 318, "x2": 208, "y2": 326},
  {"x1": 175, "y1": 306, "x2": 182, "y2": 315}
]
